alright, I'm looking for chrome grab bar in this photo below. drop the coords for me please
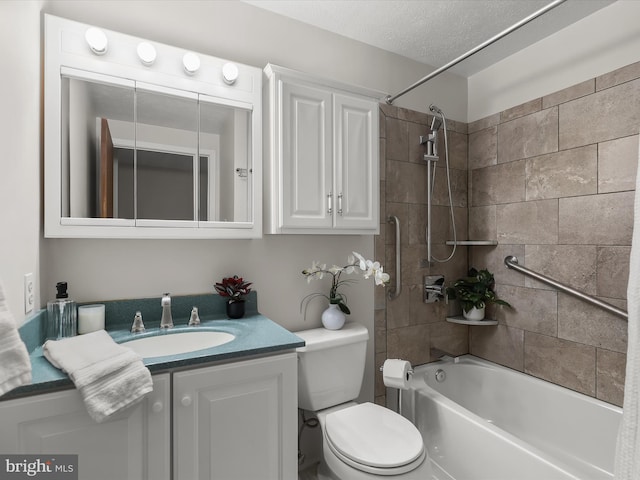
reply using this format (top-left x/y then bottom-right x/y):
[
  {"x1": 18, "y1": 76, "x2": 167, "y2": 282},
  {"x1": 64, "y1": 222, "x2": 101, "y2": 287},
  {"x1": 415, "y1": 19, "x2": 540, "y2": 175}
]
[
  {"x1": 388, "y1": 216, "x2": 401, "y2": 300},
  {"x1": 504, "y1": 256, "x2": 628, "y2": 320}
]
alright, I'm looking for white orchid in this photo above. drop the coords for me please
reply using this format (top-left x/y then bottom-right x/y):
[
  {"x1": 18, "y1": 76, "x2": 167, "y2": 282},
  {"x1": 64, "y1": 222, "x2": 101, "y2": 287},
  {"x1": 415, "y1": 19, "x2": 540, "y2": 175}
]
[{"x1": 301, "y1": 251, "x2": 389, "y2": 318}]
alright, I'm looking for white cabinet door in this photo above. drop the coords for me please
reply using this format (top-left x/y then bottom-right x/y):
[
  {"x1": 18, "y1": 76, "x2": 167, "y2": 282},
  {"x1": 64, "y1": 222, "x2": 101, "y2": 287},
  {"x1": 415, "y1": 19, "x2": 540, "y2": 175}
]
[
  {"x1": 281, "y1": 80, "x2": 333, "y2": 230},
  {"x1": 0, "y1": 374, "x2": 170, "y2": 480},
  {"x1": 264, "y1": 64, "x2": 380, "y2": 234},
  {"x1": 173, "y1": 353, "x2": 297, "y2": 480},
  {"x1": 333, "y1": 93, "x2": 379, "y2": 230}
]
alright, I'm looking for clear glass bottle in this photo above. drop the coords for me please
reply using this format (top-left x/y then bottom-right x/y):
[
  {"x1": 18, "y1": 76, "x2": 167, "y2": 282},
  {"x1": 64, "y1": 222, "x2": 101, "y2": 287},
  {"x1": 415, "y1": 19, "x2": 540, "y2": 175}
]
[{"x1": 46, "y1": 282, "x2": 77, "y2": 340}]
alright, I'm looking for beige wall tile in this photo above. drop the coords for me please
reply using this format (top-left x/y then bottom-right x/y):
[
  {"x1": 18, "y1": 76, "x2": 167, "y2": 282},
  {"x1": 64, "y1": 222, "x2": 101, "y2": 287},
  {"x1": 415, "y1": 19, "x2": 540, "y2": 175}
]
[
  {"x1": 387, "y1": 324, "x2": 431, "y2": 366},
  {"x1": 468, "y1": 112, "x2": 500, "y2": 134},
  {"x1": 542, "y1": 79, "x2": 594, "y2": 109},
  {"x1": 470, "y1": 244, "x2": 525, "y2": 287},
  {"x1": 413, "y1": 205, "x2": 467, "y2": 246},
  {"x1": 559, "y1": 191, "x2": 634, "y2": 245},
  {"x1": 493, "y1": 285, "x2": 557, "y2": 336},
  {"x1": 386, "y1": 160, "x2": 427, "y2": 204},
  {"x1": 469, "y1": 205, "x2": 496, "y2": 241},
  {"x1": 432, "y1": 167, "x2": 467, "y2": 208},
  {"x1": 374, "y1": 304, "x2": 386, "y2": 355},
  {"x1": 444, "y1": 129, "x2": 469, "y2": 171},
  {"x1": 379, "y1": 138, "x2": 386, "y2": 182},
  {"x1": 557, "y1": 294, "x2": 628, "y2": 353},
  {"x1": 385, "y1": 117, "x2": 408, "y2": 161},
  {"x1": 597, "y1": 246, "x2": 631, "y2": 299},
  {"x1": 471, "y1": 160, "x2": 525, "y2": 206},
  {"x1": 559, "y1": 79, "x2": 640, "y2": 149},
  {"x1": 469, "y1": 127, "x2": 497, "y2": 169},
  {"x1": 596, "y1": 60, "x2": 640, "y2": 91},
  {"x1": 524, "y1": 244, "x2": 597, "y2": 295},
  {"x1": 524, "y1": 332, "x2": 596, "y2": 396},
  {"x1": 498, "y1": 107, "x2": 559, "y2": 163},
  {"x1": 598, "y1": 135, "x2": 639, "y2": 194},
  {"x1": 525, "y1": 145, "x2": 597, "y2": 200},
  {"x1": 597, "y1": 349, "x2": 626, "y2": 407},
  {"x1": 429, "y1": 321, "x2": 468, "y2": 360},
  {"x1": 501, "y1": 98, "x2": 542, "y2": 122},
  {"x1": 497, "y1": 199, "x2": 559, "y2": 244},
  {"x1": 469, "y1": 325, "x2": 524, "y2": 371},
  {"x1": 385, "y1": 202, "x2": 409, "y2": 245}
]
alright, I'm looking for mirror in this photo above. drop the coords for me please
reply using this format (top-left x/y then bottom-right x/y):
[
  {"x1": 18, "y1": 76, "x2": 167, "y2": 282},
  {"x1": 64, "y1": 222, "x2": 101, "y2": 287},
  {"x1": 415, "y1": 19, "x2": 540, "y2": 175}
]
[{"x1": 45, "y1": 15, "x2": 262, "y2": 238}]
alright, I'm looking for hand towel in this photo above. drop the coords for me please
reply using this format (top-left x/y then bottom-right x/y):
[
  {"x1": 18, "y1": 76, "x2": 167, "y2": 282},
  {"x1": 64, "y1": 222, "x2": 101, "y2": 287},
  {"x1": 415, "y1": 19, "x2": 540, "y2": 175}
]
[
  {"x1": 614, "y1": 136, "x2": 640, "y2": 479},
  {"x1": 0, "y1": 279, "x2": 32, "y2": 396},
  {"x1": 43, "y1": 329, "x2": 153, "y2": 423}
]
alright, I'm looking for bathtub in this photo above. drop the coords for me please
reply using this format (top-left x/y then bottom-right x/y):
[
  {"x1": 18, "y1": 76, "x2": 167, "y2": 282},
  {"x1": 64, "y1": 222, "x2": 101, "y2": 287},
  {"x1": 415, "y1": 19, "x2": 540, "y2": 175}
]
[{"x1": 400, "y1": 355, "x2": 622, "y2": 480}]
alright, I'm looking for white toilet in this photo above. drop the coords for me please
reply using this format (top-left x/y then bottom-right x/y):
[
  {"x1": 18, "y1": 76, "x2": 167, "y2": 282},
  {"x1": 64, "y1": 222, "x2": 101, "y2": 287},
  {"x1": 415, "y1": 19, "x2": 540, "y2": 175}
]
[{"x1": 295, "y1": 322, "x2": 432, "y2": 479}]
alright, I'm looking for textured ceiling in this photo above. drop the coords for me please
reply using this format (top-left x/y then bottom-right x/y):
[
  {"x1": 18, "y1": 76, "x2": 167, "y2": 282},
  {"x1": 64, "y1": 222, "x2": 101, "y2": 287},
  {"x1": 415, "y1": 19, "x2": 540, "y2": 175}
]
[{"x1": 243, "y1": 0, "x2": 614, "y2": 77}]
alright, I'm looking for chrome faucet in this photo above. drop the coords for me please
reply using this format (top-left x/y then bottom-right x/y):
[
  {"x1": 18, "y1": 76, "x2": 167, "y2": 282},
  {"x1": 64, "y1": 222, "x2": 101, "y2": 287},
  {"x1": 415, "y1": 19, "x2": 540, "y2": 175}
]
[{"x1": 160, "y1": 293, "x2": 173, "y2": 329}]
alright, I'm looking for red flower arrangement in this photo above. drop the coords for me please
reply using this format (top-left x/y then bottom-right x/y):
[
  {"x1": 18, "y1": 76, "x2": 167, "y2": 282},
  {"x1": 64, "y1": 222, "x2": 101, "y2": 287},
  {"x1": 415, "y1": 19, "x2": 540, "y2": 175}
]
[{"x1": 214, "y1": 276, "x2": 252, "y2": 303}]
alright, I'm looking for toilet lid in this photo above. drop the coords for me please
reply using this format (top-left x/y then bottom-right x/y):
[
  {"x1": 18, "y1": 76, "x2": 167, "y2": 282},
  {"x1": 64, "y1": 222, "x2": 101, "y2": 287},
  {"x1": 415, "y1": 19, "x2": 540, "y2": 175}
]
[{"x1": 324, "y1": 402, "x2": 424, "y2": 469}]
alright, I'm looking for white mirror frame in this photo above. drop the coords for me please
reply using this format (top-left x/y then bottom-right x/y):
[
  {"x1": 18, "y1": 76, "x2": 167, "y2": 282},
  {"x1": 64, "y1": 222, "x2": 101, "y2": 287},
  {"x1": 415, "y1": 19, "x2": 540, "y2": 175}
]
[{"x1": 44, "y1": 15, "x2": 262, "y2": 239}]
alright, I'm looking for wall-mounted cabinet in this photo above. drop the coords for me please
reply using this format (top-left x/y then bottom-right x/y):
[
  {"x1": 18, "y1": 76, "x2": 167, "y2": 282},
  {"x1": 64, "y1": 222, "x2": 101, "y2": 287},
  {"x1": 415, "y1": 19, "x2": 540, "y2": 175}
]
[
  {"x1": 263, "y1": 64, "x2": 381, "y2": 234},
  {"x1": 44, "y1": 15, "x2": 262, "y2": 239}
]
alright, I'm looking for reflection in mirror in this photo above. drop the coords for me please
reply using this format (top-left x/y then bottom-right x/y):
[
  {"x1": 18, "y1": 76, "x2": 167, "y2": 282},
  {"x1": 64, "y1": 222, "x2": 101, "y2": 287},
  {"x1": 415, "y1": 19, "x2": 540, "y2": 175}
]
[
  {"x1": 200, "y1": 99, "x2": 251, "y2": 222},
  {"x1": 62, "y1": 73, "x2": 253, "y2": 224},
  {"x1": 62, "y1": 74, "x2": 135, "y2": 219}
]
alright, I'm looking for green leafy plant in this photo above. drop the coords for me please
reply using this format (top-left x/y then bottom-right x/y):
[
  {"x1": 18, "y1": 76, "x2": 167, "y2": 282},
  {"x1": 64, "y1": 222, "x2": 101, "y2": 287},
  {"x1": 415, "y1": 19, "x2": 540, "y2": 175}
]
[
  {"x1": 301, "y1": 252, "x2": 389, "y2": 316},
  {"x1": 446, "y1": 268, "x2": 511, "y2": 313},
  {"x1": 214, "y1": 276, "x2": 252, "y2": 303}
]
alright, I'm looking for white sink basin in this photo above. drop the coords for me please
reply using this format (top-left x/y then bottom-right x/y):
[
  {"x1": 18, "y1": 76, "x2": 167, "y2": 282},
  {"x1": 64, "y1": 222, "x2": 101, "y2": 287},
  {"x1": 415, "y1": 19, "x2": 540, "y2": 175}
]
[{"x1": 122, "y1": 330, "x2": 235, "y2": 358}]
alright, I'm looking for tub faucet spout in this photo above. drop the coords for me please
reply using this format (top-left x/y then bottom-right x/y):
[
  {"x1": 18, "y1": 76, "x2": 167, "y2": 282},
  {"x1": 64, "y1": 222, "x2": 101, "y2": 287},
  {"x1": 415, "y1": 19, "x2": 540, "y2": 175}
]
[
  {"x1": 431, "y1": 347, "x2": 460, "y2": 363},
  {"x1": 160, "y1": 293, "x2": 173, "y2": 329}
]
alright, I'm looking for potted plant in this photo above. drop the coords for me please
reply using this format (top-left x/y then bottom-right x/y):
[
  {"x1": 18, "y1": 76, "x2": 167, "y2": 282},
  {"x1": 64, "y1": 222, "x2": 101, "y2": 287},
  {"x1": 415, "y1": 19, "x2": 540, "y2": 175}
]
[
  {"x1": 214, "y1": 275, "x2": 252, "y2": 319},
  {"x1": 301, "y1": 252, "x2": 389, "y2": 330},
  {"x1": 446, "y1": 268, "x2": 511, "y2": 320}
]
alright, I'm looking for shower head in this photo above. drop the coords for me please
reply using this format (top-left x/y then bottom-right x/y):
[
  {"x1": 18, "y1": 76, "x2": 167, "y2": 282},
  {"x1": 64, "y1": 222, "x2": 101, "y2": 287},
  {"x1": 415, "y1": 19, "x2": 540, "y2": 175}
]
[{"x1": 429, "y1": 104, "x2": 443, "y2": 131}]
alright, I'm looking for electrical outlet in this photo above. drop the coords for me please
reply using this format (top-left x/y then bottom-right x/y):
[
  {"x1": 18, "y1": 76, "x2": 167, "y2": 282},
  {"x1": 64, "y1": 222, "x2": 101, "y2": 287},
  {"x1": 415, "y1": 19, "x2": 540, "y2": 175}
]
[{"x1": 24, "y1": 273, "x2": 34, "y2": 314}]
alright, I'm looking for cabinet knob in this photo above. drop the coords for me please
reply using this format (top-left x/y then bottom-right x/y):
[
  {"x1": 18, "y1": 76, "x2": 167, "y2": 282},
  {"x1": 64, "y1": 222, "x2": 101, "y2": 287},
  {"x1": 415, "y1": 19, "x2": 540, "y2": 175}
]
[
  {"x1": 152, "y1": 401, "x2": 163, "y2": 413},
  {"x1": 181, "y1": 395, "x2": 193, "y2": 407}
]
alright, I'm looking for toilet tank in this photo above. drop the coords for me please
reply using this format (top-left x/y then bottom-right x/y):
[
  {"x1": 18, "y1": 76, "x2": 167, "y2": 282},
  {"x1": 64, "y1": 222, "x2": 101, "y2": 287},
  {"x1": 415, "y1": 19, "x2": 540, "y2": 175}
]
[{"x1": 295, "y1": 322, "x2": 369, "y2": 411}]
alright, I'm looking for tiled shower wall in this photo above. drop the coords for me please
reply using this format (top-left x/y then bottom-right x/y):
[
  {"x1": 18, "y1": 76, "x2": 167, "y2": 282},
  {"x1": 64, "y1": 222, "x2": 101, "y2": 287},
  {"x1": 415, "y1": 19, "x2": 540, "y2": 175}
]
[
  {"x1": 468, "y1": 61, "x2": 640, "y2": 407},
  {"x1": 374, "y1": 105, "x2": 470, "y2": 405},
  {"x1": 374, "y1": 60, "x2": 639, "y2": 407}
]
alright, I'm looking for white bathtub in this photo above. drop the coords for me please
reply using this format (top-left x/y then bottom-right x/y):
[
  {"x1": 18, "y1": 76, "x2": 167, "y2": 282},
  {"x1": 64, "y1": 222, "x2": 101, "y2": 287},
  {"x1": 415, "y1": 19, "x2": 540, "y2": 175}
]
[{"x1": 400, "y1": 355, "x2": 622, "y2": 480}]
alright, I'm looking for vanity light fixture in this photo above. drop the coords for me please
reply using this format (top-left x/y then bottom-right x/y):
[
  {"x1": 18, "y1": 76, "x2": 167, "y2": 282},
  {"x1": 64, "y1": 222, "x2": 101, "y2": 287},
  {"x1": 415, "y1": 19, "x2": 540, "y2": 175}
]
[
  {"x1": 222, "y1": 62, "x2": 239, "y2": 85},
  {"x1": 137, "y1": 42, "x2": 157, "y2": 66},
  {"x1": 85, "y1": 27, "x2": 108, "y2": 55},
  {"x1": 182, "y1": 52, "x2": 200, "y2": 75}
]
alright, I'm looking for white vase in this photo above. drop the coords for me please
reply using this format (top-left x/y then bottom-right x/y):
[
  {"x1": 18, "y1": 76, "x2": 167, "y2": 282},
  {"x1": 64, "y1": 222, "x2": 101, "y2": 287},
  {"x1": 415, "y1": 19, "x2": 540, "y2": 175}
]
[
  {"x1": 463, "y1": 306, "x2": 485, "y2": 321},
  {"x1": 321, "y1": 304, "x2": 346, "y2": 330}
]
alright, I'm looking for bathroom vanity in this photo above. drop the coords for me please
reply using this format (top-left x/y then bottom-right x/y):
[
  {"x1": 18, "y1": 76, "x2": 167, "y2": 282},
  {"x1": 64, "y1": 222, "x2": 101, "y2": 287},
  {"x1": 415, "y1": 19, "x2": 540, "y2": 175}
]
[{"x1": 0, "y1": 300, "x2": 303, "y2": 480}]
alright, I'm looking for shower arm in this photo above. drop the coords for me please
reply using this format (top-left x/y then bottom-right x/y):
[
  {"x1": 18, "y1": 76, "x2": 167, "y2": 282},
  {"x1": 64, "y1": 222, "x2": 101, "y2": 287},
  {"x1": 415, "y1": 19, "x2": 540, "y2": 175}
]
[{"x1": 385, "y1": 0, "x2": 567, "y2": 105}]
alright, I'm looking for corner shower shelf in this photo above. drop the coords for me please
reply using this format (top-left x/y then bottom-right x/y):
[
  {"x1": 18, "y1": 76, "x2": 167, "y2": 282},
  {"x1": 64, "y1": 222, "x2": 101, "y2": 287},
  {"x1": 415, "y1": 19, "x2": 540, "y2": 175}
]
[
  {"x1": 446, "y1": 316, "x2": 498, "y2": 326},
  {"x1": 446, "y1": 240, "x2": 498, "y2": 246}
]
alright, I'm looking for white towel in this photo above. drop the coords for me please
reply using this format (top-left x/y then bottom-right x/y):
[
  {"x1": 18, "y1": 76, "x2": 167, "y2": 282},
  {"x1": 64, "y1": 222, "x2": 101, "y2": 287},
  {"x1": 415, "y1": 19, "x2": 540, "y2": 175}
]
[
  {"x1": 614, "y1": 137, "x2": 640, "y2": 479},
  {"x1": 43, "y1": 329, "x2": 153, "y2": 423},
  {"x1": 0, "y1": 279, "x2": 32, "y2": 396}
]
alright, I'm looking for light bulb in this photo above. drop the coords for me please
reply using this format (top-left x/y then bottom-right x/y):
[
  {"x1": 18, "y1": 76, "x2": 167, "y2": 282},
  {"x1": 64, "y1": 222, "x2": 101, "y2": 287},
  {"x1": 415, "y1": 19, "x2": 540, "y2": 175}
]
[
  {"x1": 183, "y1": 52, "x2": 200, "y2": 75},
  {"x1": 85, "y1": 27, "x2": 108, "y2": 55},
  {"x1": 137, "y1": 42, "x2": 156, "y2": 66},
  {"x1": 222, "y1": 62, "x2": 239, "y2": 85}
]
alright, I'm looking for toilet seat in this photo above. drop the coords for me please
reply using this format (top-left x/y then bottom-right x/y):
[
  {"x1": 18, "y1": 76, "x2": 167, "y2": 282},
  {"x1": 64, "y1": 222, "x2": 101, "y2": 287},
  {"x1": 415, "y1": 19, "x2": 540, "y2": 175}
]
[{"x1": 324, "y1": 402, "x2": 426, "y2": 476}]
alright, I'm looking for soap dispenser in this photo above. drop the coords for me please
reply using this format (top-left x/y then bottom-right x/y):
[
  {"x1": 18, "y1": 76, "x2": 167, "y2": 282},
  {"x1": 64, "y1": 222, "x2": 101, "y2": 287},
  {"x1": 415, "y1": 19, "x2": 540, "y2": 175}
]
[{"x1": 46, "y1": 282, "x2": 77, "y2": 340}]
